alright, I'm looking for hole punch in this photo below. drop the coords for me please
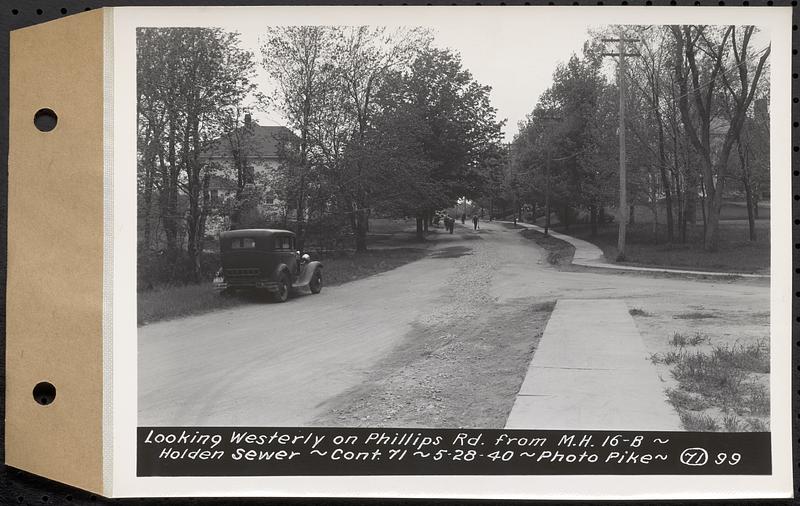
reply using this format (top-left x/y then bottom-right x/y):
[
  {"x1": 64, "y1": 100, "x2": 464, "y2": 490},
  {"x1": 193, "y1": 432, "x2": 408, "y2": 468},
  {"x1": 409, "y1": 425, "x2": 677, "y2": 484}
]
[
  {"x1": 33, "y1": 382, "x2": 56, "y2": 405},
  {"x1": 34, "y1": 108, "x2": 58, "y2": 132}
]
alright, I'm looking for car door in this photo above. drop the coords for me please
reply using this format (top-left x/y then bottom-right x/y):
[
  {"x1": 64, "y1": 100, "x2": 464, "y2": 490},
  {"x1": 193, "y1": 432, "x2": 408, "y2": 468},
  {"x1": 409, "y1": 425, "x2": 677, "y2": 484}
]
[{"x1": 276, "y1": 235, "x2": 298, "y2": 280}]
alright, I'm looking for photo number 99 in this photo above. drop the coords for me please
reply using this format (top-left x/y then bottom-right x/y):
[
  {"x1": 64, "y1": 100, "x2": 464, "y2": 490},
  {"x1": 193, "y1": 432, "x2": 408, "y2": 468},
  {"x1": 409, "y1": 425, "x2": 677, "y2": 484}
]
[{"x1": 680, "y1": 448, "x2": 741, "y2": 467}]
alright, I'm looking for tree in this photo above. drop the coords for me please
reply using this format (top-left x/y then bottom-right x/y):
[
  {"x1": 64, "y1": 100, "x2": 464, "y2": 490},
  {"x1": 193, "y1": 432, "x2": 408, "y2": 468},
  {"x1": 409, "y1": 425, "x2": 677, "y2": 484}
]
[
  {"x1": 335, "y1": 27, "x2": 431, "y2": 251},
  {"x1": 513, "y1": 45, "x2": 617, "y2": 235},
  {"x1": 625, "y1": 26, "x2": 678, "y2": 242},
  {"x1": 669, "y1": 25, "x2": 770, "y2": 251},
  {"x1": 261, "y1": 27, "x2": 336, "y2": 249},
  {"x1": 372, "y1": 47, "x2": 504, "y2": 239},
  {"x1": 137, "y1": 27, "x2": 257, "y2": 280}
]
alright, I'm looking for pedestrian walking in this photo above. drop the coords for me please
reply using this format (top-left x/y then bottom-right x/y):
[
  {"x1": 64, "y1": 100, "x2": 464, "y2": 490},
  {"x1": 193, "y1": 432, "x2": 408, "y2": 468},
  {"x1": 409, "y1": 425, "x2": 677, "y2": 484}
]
[
  {"x1": 461, "y1": 213, "x2": 466, "y2": 225},
  {"x1": 513, "y1": 216, "x2": 517, "y2": 228},
  {"x1": 473, "y1": 215, "x2": 479, "y2": 230}
]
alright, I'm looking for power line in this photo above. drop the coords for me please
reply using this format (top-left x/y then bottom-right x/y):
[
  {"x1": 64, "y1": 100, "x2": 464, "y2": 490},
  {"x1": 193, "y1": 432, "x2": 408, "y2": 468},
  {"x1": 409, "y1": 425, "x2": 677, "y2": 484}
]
[{"x1": 624, "y1": 44, "x2": 771, "y2": 123}]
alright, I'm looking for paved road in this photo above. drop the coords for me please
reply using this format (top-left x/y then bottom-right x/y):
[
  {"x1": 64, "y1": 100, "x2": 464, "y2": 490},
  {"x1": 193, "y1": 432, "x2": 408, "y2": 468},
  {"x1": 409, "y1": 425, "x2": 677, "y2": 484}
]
[{"x1": 138, "y1": 220, "x2": 769, "y2": 426}]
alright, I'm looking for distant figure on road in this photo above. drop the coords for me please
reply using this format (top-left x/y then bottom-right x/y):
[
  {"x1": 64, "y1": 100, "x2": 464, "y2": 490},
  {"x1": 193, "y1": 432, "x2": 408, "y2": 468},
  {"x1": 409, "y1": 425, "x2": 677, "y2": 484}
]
[
  {"x1": 513, "y1": 217, "x2": 517, "y2": 227},
  {"x1": 461, "y1": 213, "x2": 466, "y2": 224},
  {"x1": 445, "y1": 216, "x2": 454, "y2": 233},
  {"x1": 473, "y1": 215, "x2": 479, "y2": 230}
]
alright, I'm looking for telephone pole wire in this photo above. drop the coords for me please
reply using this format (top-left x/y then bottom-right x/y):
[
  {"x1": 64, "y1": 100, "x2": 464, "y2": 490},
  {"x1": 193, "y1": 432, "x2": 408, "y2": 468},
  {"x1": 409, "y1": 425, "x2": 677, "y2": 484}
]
[{"x1": 602, "y1": 30, "x2": 639, "y2": 262}]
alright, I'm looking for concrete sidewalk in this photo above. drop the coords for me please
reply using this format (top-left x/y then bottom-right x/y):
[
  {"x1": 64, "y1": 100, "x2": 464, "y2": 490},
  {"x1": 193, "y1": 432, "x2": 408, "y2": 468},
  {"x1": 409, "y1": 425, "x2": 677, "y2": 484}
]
[
  {"x1": 508, "y1": 221, "x2": 768, "y2": 279},
  {"x1": 506, "y1": 299, "x2": 682, "y2": 430}
]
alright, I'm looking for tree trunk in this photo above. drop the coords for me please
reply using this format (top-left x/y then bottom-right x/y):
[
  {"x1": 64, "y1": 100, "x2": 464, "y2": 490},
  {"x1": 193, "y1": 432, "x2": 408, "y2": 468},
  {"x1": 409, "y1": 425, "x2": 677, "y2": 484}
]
[
  {"x1": 682, "y1": 188, "x2": 693, "y2": 244},
  {"x1": 743, "y1": 178, "x2": 756, "y2": 241},
  {"x1": 415, "y1": 215, "x2": 424, "y2": 241},
  {"x1": 673, "y1": 171, "x2": 683, "y2": 244},
  {"x1": 163, "y1": 113, "x2": 179, "y2": 258},
  {"x1": 629, "y1": 205, "x2": 635, "y2": 225},
  {"x1": 699, "y1": 179, "x2": 709, "y2": 249},
  {"x1": 736, "y1": 145, "x2": 756, "y2": 243},
  {"x1": 705, "y1": 193, "x2": 722, "y2": 252},
  {"x1": 656, "y1": 121, "x2": 674, "y2": 242},
  {"x1": 295, "y1": 171, "x2": 307, "y2": 251},
  {"x1": 651, "y1": 202, "x2": 658, "y2": 241},
  {"x1": 355, "y1": 208, "x2": 368, "y2": 252}
]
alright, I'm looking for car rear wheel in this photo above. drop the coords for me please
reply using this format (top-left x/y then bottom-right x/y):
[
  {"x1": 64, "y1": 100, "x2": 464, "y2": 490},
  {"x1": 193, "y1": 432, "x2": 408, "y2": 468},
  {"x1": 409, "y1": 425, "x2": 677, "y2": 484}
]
[
  {"x1": 309, "y1": 270, "x2": 322, "y2": 294},
  {"x1": 273, "y1": 275, "x2": 290, "y2": 303}
]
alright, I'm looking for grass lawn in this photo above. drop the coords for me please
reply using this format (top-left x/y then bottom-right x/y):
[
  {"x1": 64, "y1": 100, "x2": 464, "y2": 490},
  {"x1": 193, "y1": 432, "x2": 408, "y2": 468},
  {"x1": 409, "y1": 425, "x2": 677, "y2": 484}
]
[
  {"x1": 553, "y1": 221, "x2": 769, "y2": 274},
  {"x1": 518, "y1": 228, "x2": 575, "y2": 266},
  {"x1": 138, "y1": 247, "x2": 428, "y2": 325}
]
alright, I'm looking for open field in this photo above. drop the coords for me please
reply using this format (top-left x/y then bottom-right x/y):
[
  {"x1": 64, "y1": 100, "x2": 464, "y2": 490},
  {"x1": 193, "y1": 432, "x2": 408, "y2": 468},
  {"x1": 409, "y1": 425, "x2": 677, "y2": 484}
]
[{"x1": 628, "y1": 201, "x2": 770, "y2": 223}]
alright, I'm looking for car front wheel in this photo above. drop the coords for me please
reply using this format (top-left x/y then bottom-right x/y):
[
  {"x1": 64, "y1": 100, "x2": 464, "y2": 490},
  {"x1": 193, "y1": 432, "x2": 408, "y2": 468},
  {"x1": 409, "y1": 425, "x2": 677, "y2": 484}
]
[
  {"x1": 309, "y1": 270, "x2": 322, "y2": 294},
  {"x1": 273, "y1": 275, "x2": 290, "y2": 303}
]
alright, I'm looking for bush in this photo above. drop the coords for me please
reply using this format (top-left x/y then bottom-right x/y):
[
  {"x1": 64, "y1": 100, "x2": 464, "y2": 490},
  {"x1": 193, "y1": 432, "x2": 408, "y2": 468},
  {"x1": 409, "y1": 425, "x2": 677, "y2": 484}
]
[
  {"x1": 303, "y1": 214, "x2": 351, "y2": 253},
  {"x1": 138, "y1": 247, "x2": 220, "y2": 290}
]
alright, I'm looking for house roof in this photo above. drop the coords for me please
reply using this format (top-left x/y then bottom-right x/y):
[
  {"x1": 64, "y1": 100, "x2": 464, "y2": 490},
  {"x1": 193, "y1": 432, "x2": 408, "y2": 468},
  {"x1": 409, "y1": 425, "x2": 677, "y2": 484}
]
[{"x1": 202, "y1": 124, "x2": 298, "y2": 160}]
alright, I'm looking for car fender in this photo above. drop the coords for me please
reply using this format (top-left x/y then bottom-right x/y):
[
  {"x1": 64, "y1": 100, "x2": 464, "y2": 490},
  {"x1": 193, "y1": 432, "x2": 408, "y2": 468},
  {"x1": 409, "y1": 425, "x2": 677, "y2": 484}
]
[
  {"x1": 271, "y1": 263, "x2": 292, "y2": 282},
  {"x1": 296, "y1": 261, "x2": 322, "y2": 286}
]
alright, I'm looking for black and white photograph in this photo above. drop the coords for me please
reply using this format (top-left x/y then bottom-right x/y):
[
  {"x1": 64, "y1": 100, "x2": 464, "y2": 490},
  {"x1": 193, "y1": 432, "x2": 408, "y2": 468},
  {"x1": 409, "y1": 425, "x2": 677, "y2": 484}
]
[{"x1": 135, "y1": 13, "x2": 776, "y2": 436}]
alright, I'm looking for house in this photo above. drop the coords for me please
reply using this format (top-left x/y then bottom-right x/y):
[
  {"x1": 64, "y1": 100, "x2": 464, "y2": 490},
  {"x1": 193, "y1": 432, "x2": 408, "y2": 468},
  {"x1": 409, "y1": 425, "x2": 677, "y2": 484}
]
[{"x1": 200, "y1": 114, "x2": 299, "y2": 229}]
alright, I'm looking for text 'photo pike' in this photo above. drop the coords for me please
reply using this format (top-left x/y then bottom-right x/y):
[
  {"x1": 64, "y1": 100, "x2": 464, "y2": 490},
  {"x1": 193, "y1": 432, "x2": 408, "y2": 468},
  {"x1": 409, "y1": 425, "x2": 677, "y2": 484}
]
[{"x1": 5, "y1": 4, "x2": 793, "y2": 499}]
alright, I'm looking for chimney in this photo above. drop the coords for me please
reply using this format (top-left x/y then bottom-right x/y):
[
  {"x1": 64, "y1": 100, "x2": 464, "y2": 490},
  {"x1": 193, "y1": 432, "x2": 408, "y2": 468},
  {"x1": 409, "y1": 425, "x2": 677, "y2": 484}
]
[{"x1": 244, "y1": 113, "x2": 252, "y2": 128}]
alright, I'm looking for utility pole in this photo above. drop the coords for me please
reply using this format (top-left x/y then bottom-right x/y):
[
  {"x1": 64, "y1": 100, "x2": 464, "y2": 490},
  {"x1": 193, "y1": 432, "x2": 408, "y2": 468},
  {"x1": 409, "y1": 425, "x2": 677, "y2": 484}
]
[
  {"x1": 540, "y1": 116, "x2": 562, "y2": 236},
  {"x1": 545, "y1": 148, "x2": 551, "y2": 236},
  {"x1": 602, "y1": 29, "x2": 639, "y2": 262}
]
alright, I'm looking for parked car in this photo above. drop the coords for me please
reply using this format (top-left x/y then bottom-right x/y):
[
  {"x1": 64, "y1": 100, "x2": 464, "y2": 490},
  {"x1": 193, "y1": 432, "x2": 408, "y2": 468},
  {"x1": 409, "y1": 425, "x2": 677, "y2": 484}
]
[{"x1": 213, "y1": 229, "x2": 323, "y2": 302}]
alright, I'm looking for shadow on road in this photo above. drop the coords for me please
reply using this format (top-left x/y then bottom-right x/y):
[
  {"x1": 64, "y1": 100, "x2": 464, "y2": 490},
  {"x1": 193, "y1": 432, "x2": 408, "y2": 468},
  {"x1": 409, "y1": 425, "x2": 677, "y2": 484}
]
[{"x1": 431, "y1": 246, "x2": 473, "y2": 259}]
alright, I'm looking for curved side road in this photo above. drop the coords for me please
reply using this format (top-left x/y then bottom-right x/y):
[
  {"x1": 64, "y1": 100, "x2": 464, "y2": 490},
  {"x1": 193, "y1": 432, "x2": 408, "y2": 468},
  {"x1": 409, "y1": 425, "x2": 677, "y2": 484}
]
[{"x1": 508, "y1": 221, "x2": 769, "y2": 279}]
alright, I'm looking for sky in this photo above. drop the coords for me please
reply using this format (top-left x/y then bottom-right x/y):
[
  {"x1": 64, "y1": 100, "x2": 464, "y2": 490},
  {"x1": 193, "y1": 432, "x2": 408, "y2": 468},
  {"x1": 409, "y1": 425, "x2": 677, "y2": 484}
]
[
  {"x1": 234, "y1": 19, "x2": 596, "y2": 143},
  {"x1": 215, "y1": 6, "x2": 775, "y2": 144}
]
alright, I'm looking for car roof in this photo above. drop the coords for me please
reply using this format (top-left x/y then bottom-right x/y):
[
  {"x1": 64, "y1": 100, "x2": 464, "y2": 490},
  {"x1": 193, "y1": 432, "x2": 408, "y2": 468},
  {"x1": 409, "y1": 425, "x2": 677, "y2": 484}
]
[{"x1": 220, "y1": 229, "x2": 295, "y2": 239}]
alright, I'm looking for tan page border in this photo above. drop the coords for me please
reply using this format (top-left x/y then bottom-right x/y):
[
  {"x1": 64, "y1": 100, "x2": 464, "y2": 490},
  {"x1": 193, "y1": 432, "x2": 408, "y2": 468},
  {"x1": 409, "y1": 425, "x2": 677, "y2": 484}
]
[{"x1": 6, "y1": 9, "x2": 105, "y2": 495}]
